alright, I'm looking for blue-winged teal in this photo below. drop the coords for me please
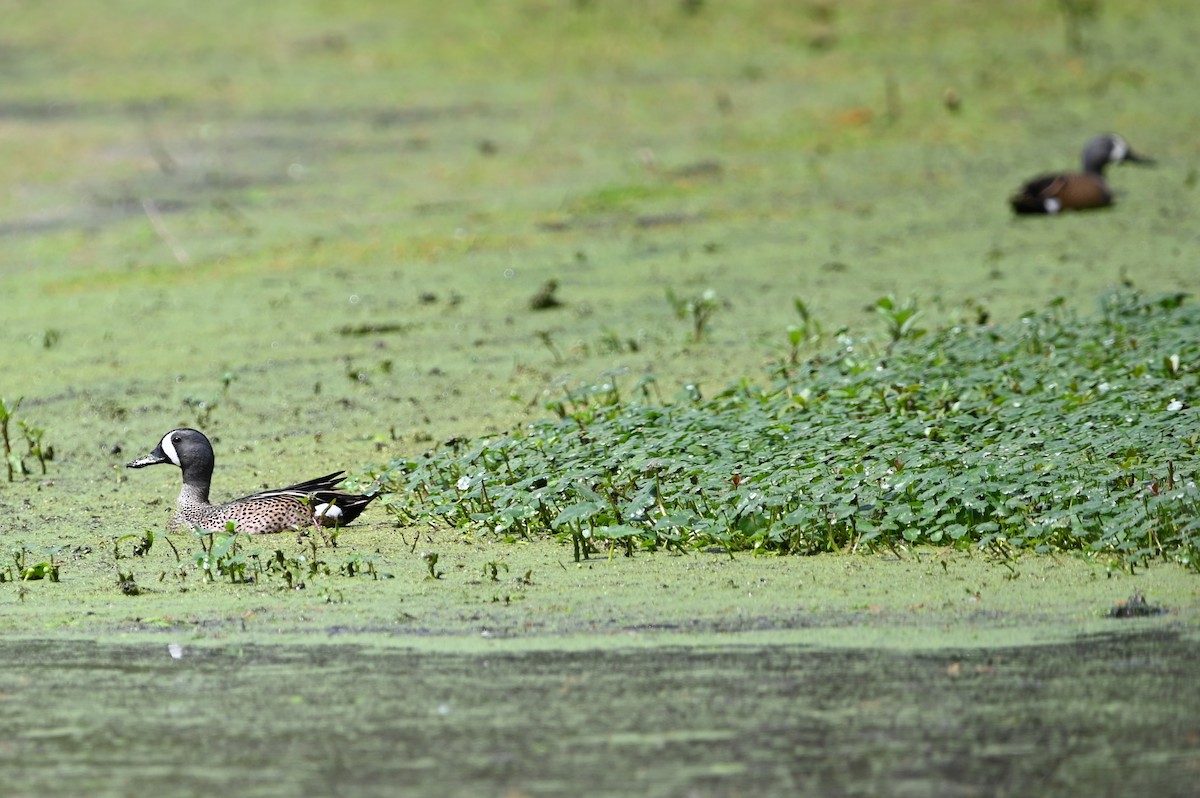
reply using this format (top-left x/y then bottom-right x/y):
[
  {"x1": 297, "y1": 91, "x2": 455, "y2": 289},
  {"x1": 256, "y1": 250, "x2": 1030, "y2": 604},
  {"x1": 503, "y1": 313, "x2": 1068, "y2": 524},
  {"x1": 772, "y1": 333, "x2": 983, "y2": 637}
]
[
  {"x1": 127, "y1": 428, "x2": 378, "y2": 534},
  {"x1": 1010, "y1": 134, "x2": 1153, "y2": 215}
]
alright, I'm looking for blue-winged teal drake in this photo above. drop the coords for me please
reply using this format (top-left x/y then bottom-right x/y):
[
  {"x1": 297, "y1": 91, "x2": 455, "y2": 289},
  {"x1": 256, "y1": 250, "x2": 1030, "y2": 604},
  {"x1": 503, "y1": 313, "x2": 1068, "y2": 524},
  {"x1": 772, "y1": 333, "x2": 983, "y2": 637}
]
[
  {"x1": 1010, "y1": 133, "x2": 1153, "y2": 215},
  {"x1": 127, "y1": 428, "x2": 378, "y2": 534}
]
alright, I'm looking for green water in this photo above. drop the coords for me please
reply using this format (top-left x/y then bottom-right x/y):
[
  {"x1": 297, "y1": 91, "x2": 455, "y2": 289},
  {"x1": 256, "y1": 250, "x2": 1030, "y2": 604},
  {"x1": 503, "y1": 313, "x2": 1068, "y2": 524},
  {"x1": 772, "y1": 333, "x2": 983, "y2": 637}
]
[
  {"x1": 1, "y1": 2, "x2": 1197, "y2": 794},
  {"x1": 3, "y1": 631, "x2": 1196, "y2": 797}
]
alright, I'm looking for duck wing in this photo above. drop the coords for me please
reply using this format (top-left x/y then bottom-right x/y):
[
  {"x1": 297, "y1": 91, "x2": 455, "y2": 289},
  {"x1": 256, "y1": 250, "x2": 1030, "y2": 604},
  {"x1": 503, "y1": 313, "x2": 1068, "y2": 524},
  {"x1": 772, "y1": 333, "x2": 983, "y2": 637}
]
[
  {"x1": 236, "y1": 470, "x2": 379, "y2": 525},
  {"x1": 1010, "y1": 175, "x2": 1068, "y2": 214}
]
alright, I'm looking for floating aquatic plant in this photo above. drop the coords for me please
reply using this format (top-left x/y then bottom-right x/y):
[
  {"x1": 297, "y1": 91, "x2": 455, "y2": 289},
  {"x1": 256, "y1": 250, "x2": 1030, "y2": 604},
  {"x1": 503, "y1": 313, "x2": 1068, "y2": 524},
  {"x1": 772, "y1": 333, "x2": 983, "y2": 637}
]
[
  {"x1": 1, "y1": 398, "x2": 54, "y2": 481},
  {"x1": 372, "y1": 289, "x2": 1199, "y2": 571}
]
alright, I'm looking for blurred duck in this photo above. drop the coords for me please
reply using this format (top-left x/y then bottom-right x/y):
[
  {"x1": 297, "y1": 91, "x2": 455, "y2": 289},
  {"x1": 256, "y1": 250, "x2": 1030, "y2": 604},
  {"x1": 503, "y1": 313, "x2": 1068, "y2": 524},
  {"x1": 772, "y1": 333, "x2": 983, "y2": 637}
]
[{"x1": 1010, "y1": 133, "x2": 1153, "y2": 215}]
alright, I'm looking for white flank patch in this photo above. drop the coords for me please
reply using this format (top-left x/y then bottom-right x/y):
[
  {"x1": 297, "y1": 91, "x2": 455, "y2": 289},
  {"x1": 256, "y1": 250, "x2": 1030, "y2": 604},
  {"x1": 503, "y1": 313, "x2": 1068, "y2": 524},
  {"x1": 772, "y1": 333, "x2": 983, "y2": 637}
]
[
  {"x1": 161, "y1": 433, "x2": 181, "y2": 466},
  {"x1": 168, "y1": 643, "x2": 184, "y2": 659},
  {"x1": 1045, "y1": 198, "x2": 1062, "y2": 214},
  {"x1": 314, "y1": 502, "x2": 343, "y2": 520}
]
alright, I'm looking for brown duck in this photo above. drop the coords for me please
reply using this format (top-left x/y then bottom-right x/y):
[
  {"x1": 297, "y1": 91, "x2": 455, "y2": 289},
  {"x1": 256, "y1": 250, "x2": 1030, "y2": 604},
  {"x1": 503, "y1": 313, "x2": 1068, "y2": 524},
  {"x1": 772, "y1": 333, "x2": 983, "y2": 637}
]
[{"x1": 1010, "y1": 134, "x2": 1153, "y2": 215}]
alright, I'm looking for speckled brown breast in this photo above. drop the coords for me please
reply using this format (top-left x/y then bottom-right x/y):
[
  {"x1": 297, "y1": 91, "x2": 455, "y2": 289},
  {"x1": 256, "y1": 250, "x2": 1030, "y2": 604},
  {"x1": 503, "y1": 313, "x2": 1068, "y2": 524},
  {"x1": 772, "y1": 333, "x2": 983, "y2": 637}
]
[
  {"x1": 1011, "y1": 173, "x2": 1112, "y2": 214},
  {"x1": 1042, "y1": 173, "x2": 1112, "y2": 210},
  {"x1": 170, "y1": 495, "x2": 321, "y2": 535}
]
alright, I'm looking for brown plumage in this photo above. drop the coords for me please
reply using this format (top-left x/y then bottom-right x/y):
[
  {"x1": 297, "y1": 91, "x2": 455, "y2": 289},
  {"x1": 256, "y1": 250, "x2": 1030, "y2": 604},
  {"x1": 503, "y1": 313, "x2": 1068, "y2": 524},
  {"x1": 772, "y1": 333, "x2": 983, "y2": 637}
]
[
  {"x1": 127, "y1": 428, "x2": 378, "y2": 534},
  {"x1": 1010, "y1": 134, "x2": 1153, "y2": 215}
]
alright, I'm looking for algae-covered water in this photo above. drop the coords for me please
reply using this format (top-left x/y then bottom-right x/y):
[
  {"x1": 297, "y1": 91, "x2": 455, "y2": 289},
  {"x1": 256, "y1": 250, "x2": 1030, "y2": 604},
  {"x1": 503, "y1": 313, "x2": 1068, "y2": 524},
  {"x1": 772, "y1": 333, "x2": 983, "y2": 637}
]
[
  {"x1": 3, "y1": 632, "x2": 1197, "y2": 797},
  {"x1": 2, "y1": 1, "x2": 1199, "y2": 794},
  {"x1": 4, "y1": 546, "x2": 1198, "y2": 796}
]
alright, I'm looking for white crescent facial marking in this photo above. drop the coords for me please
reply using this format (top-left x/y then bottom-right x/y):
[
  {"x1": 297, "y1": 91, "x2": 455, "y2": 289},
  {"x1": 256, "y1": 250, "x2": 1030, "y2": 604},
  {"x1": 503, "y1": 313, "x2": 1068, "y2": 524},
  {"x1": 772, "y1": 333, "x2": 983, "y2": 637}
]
[
  {"x1": 1110, "y1": 136, "x2": 1128, "y2": 163},
  {"x1": 161, "y1": 433, "x2": 181, "y2": 467},
  {"x1": 1045, "y1": 198, "x2": 1062, "y2": 214}
]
